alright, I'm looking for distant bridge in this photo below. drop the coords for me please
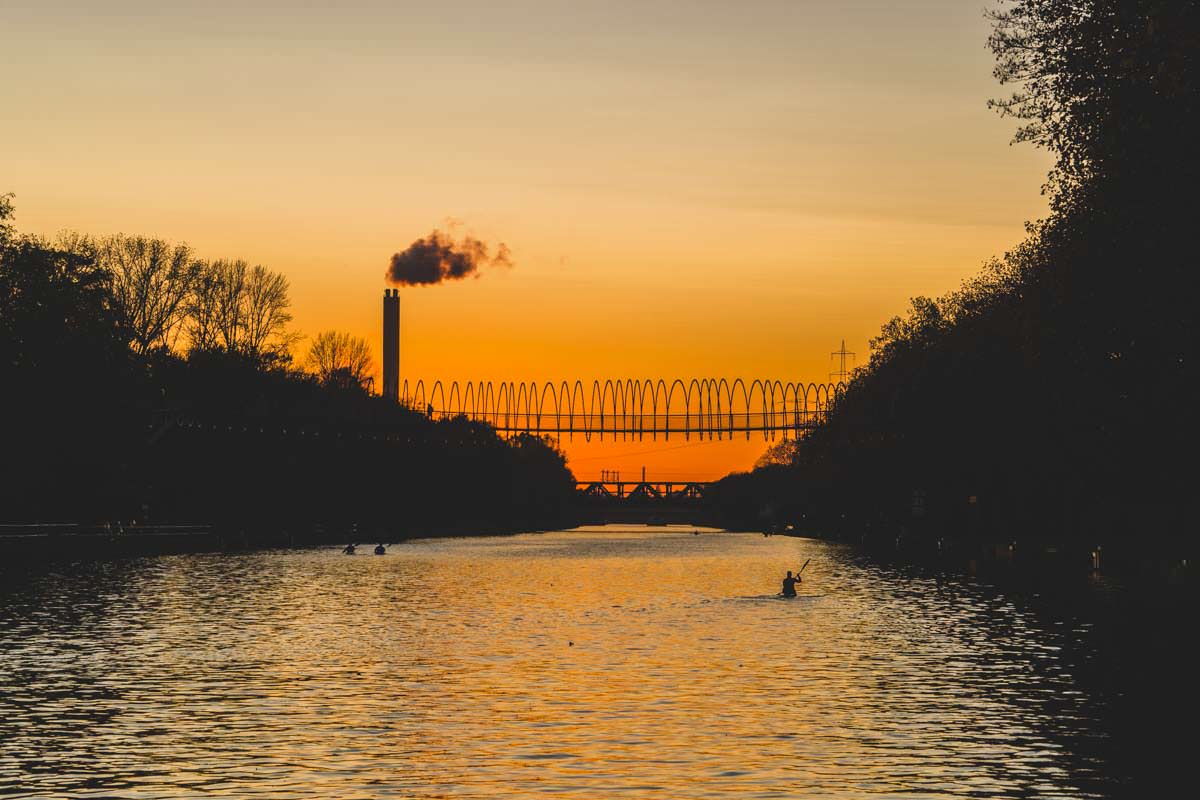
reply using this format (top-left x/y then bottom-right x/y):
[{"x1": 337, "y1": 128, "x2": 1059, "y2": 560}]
[
  {"x1": 400, "y1": 378, "x2": 845, "y2": 440},
  {"x1": 573, "y1": 479, "x2": 715, "y2": 525},
  {"x1": 576, "y1": 479, "x2": 711, "y2": 500}
]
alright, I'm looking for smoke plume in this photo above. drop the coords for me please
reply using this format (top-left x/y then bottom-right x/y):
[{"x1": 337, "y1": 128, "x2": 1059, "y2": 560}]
[{"x1": 386, "y1": 229, "x2": 512, "y2": 286}]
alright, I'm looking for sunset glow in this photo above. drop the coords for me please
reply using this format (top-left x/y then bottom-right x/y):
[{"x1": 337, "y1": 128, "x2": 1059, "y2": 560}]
[{"x1": 3, "y1": 0, "x2": 1051, "y2": 477}]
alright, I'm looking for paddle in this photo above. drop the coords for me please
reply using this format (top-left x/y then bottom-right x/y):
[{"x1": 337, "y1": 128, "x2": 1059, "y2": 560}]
[{"x1": 797, "y1": 558, "x2": 811, "y2": 575}]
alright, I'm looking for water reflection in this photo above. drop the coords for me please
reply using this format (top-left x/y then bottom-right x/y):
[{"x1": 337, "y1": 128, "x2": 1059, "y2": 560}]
[{"x1": 0, "y1": 527, "x2": 1129, "y2": 798}]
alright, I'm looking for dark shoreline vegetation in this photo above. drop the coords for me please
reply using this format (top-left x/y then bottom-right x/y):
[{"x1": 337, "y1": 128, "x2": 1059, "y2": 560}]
[
  {"x1": 712, "y1": 0, "x2": 1197, "y2": 566},
  {"x1": 0, "y1": 199, "x2": 577, "y2": 545},
  {"x1": 3, "y1": 0, "x2": 1197, "y2": 572}
]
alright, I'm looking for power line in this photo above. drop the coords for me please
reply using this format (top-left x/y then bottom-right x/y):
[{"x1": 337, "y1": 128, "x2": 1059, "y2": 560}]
[{"x1": 830, "y1": 340, "x2": 856, "y2": 382}]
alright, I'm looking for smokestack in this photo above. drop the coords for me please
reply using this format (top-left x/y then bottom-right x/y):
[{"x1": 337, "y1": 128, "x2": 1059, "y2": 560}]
[{"x1": 382, "y1": 289, "x2": 400, "y2": 401}]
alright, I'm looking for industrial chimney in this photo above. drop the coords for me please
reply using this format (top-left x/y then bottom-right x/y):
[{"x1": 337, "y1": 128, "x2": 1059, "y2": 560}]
[{"x1": 382, "y1": 289, "x2": 400, "y2": 401}]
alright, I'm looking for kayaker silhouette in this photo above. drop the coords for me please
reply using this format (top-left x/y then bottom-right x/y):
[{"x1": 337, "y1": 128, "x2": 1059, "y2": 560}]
[
  {"x1": 780, "y1": 559, "x2": 811, "y2": 597},
  {"x1": 374, "y1": 543, "x2": 386, "y2": 555}
]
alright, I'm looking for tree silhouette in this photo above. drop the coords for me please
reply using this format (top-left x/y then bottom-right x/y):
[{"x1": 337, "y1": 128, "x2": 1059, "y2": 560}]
[
  {"x1": 713, "y1": 0, "x2": 1198, "y2": 544},
  {"x1": 91, "y1": 234, "x2": 200, "y2": 354},
  {"x1": 1, "y1": 194, "x2": 576, "y2": 530},
  {"x1": 306, "y1": 330, "x2": 373, "y2": 392},
  {"x1": 0, "y1": 193, "x2": 14, "y2": 245},
  {"x1": 186, "y1": 259, "x2": 296, "y2": 361},
  {"x1": 988, "y1": 0, "x2": 1199, "y2": 204},
  {"x1": 243, "y1": 263, "x2": 296, "y2": 357}
]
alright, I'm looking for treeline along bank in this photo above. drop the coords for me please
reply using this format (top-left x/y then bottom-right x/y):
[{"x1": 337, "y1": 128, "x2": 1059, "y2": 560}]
[
  {"x1": 710, "y1": 0, "x2": 1197, "y2": 559},
  {"x1": 0, "y1": 199, "x2": 576, "y2": 540}
]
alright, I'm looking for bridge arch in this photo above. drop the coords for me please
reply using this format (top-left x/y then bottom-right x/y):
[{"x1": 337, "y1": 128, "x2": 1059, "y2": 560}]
[
  {"x1": 516, "y1": 382, "x2": 530, "y2": 431},
  {"x1": 665, "y1": 379, "x2": 688, "y2": 441},
  {"x1": 570, "y1": 380, "x2": 587, "y2": 440},
  {"x1": 399, "y1": 377, "x2": 846, "y2": 438},
  {"x1": 430, "y1": 381, "x2": 445, "y2": 418},
  {"x1": 409, "y1": 379, "x2": 426, "y2": 410},
  {"x1": 624, "y1": 381, "x2": 638, "y2": 438},
  {"x1": 767, "y1": 380, "x2": 784, "y2": 440},
  {"x1": 537, "y1": 382, "x2": 556, "y2": 432},
  {"x1": 602, "y1": 379, "x2": 618, "y2": 440},
  {"x1": 784, "y1": 381, "x2": 801, "y2": 436}
]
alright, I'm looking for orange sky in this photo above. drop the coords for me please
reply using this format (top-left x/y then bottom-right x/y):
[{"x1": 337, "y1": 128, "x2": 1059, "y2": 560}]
[{"x1": 2, "y1": 1, "x2": 1050, "y2": 479}]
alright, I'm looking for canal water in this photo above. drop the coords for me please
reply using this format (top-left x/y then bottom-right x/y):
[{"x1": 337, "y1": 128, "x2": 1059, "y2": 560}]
[{"x1": 0, "y1": 527, "x2": 1171, "y2": 797}]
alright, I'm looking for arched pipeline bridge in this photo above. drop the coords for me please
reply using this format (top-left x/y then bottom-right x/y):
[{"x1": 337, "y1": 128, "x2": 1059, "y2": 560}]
[{"x1": 398, "y1": 378, "x2": 846, "y2": 441}]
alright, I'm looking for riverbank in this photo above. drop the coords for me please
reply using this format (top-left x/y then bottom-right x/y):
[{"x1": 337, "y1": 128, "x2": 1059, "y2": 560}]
[
  {"x1": 0, "y1": 516, "x2": 580, "y2": 560},
  {"x1": 0, "y1": 524, "x2": 223, "y2": 559},
  {"x1": 781, "y1": 524, "x2": 1194, "y2": 589}
]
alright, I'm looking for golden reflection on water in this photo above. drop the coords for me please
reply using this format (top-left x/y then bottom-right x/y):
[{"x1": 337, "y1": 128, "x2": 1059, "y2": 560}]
[{"x1": 0, "y1": 527, "x2": 1114, "y2": 798}]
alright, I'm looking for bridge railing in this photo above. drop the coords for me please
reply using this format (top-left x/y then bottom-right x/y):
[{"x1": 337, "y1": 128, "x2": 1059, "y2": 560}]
[
  {"x1": 409, "y1": 411, "x2": 826, "y2": 439},
  {"x1": 399, "y1": 378, "x2": 846, "y2": 440}
]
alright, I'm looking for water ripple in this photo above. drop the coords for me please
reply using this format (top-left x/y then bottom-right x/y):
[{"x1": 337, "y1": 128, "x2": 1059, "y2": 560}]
[{"x1": 0, "y1": 528, "x2": 1123, "y2": 798}]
